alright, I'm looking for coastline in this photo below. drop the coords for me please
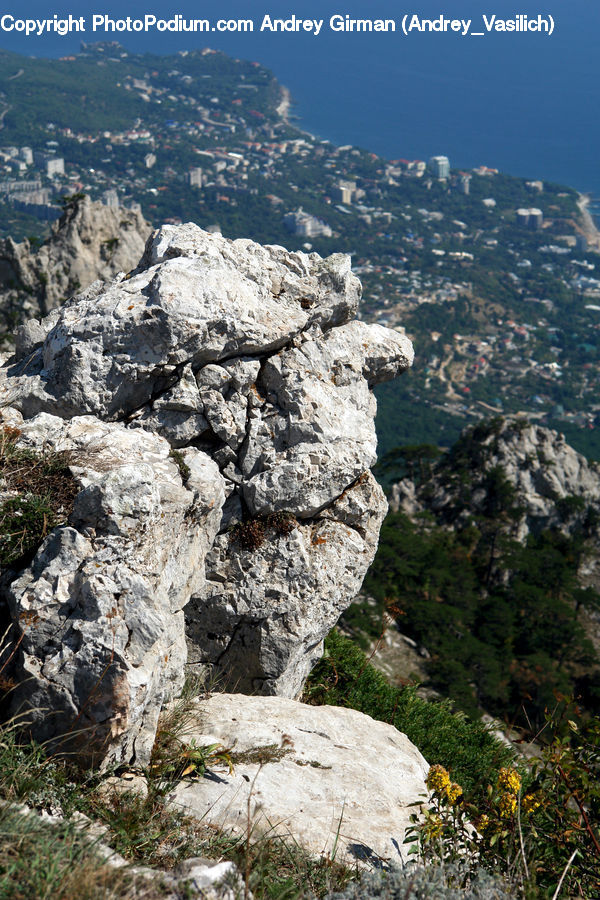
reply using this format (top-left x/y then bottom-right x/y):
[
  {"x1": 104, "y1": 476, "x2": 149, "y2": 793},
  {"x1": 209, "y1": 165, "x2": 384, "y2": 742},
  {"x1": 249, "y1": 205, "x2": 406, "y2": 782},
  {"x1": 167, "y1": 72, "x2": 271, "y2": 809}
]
[
  {"x1": 276, "y1": 85, "x2": 291, "y2": 122},
  {"x1": 277, "y1": 80, "x2": 596, "y2": 226},
  {"x1": 576, "y1": 194, "x2": 600, "y2": 249}
]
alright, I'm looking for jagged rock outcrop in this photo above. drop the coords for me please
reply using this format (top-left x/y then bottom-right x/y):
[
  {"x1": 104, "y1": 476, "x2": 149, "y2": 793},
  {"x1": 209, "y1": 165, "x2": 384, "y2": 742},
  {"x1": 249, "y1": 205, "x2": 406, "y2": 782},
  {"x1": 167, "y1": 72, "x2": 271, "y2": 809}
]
[
  {"x1": 0, "y1": 223, "x2": 413, "y2": 764},
  {"x1": 167, "y1": 694, "x2": 429, "y2": 865},
  {"x1": 390, "y1": 418, "x2": 600, "y2": 641},
  {"x1": 390, "y1": 418, "x2": 600, "y2": 540},
  {"x1": 0, "y1": 196, "x2": 150, "y2": 339},
  {"x1": 3, "y1": 409, "x2": 225, "y2": 766}
]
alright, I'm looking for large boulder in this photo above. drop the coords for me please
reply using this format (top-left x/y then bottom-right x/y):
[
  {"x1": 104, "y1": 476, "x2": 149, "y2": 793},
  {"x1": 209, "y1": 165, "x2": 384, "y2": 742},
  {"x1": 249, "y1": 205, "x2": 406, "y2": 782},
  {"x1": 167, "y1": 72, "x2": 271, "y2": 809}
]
[
  {"x1": 0, "y1": 223, "x2": 413, "y2": 764},
  {"x1": 167, "y1": 693, "x2": 429, "y2": 866},
  {"x1": 2, "y1": 410, "x2": 225, "y2": 767}
]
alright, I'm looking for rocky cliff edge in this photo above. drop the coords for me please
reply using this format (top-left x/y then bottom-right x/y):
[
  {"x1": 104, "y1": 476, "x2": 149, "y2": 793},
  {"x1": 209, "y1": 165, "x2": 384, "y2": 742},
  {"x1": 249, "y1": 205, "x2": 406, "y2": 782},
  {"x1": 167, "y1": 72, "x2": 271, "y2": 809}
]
[
  {"x1": 0, "y1": 223, "x2": 413, "y2": 768},
  {"x1": 0, "y1": 195, "x2": 150, "y2": 340}
]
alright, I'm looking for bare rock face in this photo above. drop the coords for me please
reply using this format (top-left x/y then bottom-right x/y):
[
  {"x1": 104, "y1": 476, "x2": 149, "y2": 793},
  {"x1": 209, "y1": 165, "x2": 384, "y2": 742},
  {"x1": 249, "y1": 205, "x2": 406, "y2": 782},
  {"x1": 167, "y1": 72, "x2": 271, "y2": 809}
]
[
  {"x1": 1, "y1": 223, "x2": 413, "y2": 764},
  {"x1": 167, "y1": 694, "x2": 429, "y2": 866},
  {"x1": 189, "y1": 472, "x2": 387, "y2": 696},
  {"x1": 0, "y1": 196, "x2": 150, "y2": 339},
  {"x1": 390, "y1": 418, "x2": 600, "y2": 538},
  {"x1": 2, "y1": 410, "x2": 225, "y2": 767}
]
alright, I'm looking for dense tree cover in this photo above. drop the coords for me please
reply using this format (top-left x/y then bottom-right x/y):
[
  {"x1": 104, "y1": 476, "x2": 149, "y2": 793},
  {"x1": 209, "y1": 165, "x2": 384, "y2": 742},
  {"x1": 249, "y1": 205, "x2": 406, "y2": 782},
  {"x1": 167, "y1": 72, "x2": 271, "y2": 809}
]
[
  {"x1": 374, "y1": 384, "x2": 466, "y2": 458},
  {"x1": 0, "y1": 46, "x2": 280, "y2": 141},
  {"x1": 358, "y1": 436, "x2": 600, "y2": 731},
  {"x1": 361, "y1": 510, "x2": 599, "y2": 729}
]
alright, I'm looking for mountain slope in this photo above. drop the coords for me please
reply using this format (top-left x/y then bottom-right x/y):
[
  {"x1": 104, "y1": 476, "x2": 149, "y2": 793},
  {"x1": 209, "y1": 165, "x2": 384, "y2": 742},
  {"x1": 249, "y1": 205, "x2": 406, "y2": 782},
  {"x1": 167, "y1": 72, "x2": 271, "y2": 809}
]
[{"x1": 354, "y1": 418, "x2": 600, "y2": 728}]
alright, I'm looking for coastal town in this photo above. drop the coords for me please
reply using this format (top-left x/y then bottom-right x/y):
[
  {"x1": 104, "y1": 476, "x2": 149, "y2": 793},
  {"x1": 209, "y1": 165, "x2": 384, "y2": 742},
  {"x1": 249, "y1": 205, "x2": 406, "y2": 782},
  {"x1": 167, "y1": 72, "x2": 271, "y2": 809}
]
[{"x1": 0, "y1": 41, "x2": 599, "y2": 455}]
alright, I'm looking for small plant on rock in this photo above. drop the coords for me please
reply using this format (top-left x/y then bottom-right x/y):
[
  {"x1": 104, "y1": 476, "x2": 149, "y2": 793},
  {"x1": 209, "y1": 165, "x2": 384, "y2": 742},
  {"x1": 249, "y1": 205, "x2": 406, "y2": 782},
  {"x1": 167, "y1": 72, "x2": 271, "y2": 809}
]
[
  {"x1": 231, "y1": 517, "x2": 267, "y2": 551},
  {"x1": 0, "y1": 426, "x2": 78, "y2": 570},
  {"x1": 230, "y1": 511, "x2": 298, "y2": 552},
  {"x1": 152, "y1": 739, "x2": 233, "y2": 782}
]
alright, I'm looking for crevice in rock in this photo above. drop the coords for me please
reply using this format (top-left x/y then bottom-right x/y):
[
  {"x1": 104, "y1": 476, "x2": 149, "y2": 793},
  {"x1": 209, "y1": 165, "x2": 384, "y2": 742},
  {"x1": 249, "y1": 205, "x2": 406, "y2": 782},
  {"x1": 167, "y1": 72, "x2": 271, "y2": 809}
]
[
  {"x1": 122, "y1": 360, "x2": 188, "y2": 423},
  {"x1": 298, "y1": 469, "x2": 372, "y2": 527},
  {"x1": 235, "y1": 354, "x2": 270, "y2": 484},
  {"x1": 213, "y1": 618, "x2": 247, "y2": 670}
]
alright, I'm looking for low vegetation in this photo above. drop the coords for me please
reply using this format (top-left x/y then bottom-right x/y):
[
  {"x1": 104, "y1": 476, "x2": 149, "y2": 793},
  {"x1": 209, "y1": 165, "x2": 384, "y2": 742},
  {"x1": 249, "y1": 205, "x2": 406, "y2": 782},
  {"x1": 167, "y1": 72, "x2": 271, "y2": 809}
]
[
  {"x1": 0, "y1": 425, "x2": 77, "y2": 570},
  {"x1": 406, "y1": 708, "x2": 600, "y2": 898},
  {"x1": 304, "y1": 632, "x2": 514, "y2": 800},
  {"x1": 0, "y1": 676, "x2": 357, "y2": 899},
  {"x1": 305, "y1": 633, "x2": 600, "y2": 898},
  {"x1": 0, "y1": 802, "x2": 169, "y2": 900},
  {"x1": 327, "y1": 863, "x2": 518, "y2": 899},
  {"x1": 229, "y1": 512, "x2": 298, "y2": 552}
]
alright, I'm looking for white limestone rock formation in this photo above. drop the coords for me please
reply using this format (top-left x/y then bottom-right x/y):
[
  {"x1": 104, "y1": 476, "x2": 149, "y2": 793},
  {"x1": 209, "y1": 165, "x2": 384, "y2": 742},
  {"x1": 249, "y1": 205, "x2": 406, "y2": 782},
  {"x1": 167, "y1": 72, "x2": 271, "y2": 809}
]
[
  {"x1": 1, "y1": 223, "x2": 413, "y2": 762},
  {"x1": 390, "y1": 418, "x2": 600, "y2": 539},
  {"x1": 0, "y1": 196, "x2": 150, "y2": 341},
  {"x1": 189, "y1": 471, "x2": 387, "y2": 696},
  {"x1": 6, "y1": 225, "x2": 384, "y2": 420},
  {"x1": 167, "y1": 693, "x2": 429, "y2": 867},
  {"x1": 2, "y1": 410, "x2": 225, "y2": 767}
]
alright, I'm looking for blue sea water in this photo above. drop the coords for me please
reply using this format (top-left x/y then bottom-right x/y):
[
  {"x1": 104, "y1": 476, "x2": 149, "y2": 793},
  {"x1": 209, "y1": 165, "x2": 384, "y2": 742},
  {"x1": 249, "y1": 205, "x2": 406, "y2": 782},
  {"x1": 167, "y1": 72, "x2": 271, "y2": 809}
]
[{"x1": 3, "y1": 0, "x2": 600, "y2": 203}]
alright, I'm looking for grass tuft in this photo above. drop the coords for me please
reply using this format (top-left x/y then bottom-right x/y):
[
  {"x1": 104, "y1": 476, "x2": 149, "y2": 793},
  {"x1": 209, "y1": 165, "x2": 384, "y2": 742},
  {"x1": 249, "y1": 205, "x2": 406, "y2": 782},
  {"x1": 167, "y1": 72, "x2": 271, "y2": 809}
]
[{"x1": 0, "y1": 425, "x2": 77, "y2": 569}]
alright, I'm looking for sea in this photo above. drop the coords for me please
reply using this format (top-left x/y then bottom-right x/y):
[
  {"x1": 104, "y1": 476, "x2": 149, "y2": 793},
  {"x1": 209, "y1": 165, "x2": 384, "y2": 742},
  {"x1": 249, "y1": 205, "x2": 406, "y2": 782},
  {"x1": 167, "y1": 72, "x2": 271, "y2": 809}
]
[{"x1": 3, "y1": 0, "x2": 600, "y2": 220}]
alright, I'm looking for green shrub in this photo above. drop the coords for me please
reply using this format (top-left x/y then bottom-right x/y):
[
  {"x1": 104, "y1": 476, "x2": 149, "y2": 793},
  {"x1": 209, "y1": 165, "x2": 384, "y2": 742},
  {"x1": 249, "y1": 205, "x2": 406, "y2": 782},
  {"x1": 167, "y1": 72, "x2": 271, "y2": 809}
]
[
  {"x1": 303, "y1": 631, "x2": 514, "y2": 799},
  {"x1": 405, "y1": 703, "x2": 600, "y2": 898}
]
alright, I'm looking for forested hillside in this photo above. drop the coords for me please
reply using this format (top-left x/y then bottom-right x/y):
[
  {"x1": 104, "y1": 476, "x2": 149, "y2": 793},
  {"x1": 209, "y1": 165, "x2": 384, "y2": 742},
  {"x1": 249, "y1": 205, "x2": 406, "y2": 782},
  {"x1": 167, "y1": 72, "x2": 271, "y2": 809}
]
[{"x1": 347, "y1": 418, "x2": 600, "y2": 732}]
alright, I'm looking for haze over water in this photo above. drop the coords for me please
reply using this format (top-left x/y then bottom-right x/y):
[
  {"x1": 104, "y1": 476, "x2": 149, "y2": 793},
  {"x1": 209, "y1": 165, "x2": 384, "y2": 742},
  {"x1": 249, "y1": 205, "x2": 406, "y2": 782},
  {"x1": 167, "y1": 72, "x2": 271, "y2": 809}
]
[{"x1": 3, "y1": 0, "x2": 599, "y2": 199}]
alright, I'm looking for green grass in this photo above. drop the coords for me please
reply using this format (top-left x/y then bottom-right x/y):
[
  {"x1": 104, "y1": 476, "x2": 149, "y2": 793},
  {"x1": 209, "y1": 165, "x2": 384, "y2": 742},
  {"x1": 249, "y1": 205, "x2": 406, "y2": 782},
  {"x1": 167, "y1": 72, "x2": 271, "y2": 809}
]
[{"x1": 0, "y1": 802, "x2": 171, "y2": 900}]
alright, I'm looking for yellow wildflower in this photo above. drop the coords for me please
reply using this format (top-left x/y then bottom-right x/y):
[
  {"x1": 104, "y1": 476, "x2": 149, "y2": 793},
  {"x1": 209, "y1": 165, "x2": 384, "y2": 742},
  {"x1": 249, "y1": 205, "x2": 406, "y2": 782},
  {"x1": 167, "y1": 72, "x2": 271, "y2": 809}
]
[
  {"x1": 498, "y1": 792, "x2": 517, "y2": 818},
  {"x1": 497, "y1": 767, "x2": 521, "y2": 795},
  {"x1": 445, "y1": 782, "x2": 463, "y2": 805},
  {"x1": 522, "y1": 793, "x2": 542, "y2": 814},
  {"x1": 478, "y1": 814, "x2": 491, "y2": 833},
  {"x1": 427, "y1": 764, "x2": 450, "y2": 793},
  {"x1": 425, "y1": 813, "x2": 443, "y2": 838}
]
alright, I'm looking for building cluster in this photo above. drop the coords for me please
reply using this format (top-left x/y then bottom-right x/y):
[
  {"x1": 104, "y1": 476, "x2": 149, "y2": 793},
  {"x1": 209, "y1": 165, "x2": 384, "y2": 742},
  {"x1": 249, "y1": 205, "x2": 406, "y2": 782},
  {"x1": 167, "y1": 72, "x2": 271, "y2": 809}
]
[
  {"x1": 332, "y1": 179, "x2": 365, "y2": 204},
  {"x1": 382, "y1": 156, "x2": 478, "y2": 197},
  {"x1": 517, "y1": 208, "x2": 544, "y2": 229},
  {"x1": 283, "y1": 207, "x2": 332, "y2": 238},
  {"x1": 0, "y1": 145, "x2": 65, "y2": 220}
]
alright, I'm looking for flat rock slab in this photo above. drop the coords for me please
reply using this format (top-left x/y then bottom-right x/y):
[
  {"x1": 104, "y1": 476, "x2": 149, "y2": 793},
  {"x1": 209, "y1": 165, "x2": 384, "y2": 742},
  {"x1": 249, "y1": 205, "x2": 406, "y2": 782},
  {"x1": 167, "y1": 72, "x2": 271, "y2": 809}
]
[{"x1": 167, "y1": 694, "x2": 428, "y2": 867}]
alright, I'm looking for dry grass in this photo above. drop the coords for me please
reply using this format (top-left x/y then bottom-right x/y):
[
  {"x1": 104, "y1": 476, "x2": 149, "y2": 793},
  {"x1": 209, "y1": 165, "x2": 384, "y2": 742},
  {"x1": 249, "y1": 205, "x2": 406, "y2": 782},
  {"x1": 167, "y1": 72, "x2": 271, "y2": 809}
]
[
  {"x1": 0, "y1": 425, "x2": 78, "y2": 569},
  {"x1": 0, "y1": 803, "x2": 172, "y2": 899}
]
